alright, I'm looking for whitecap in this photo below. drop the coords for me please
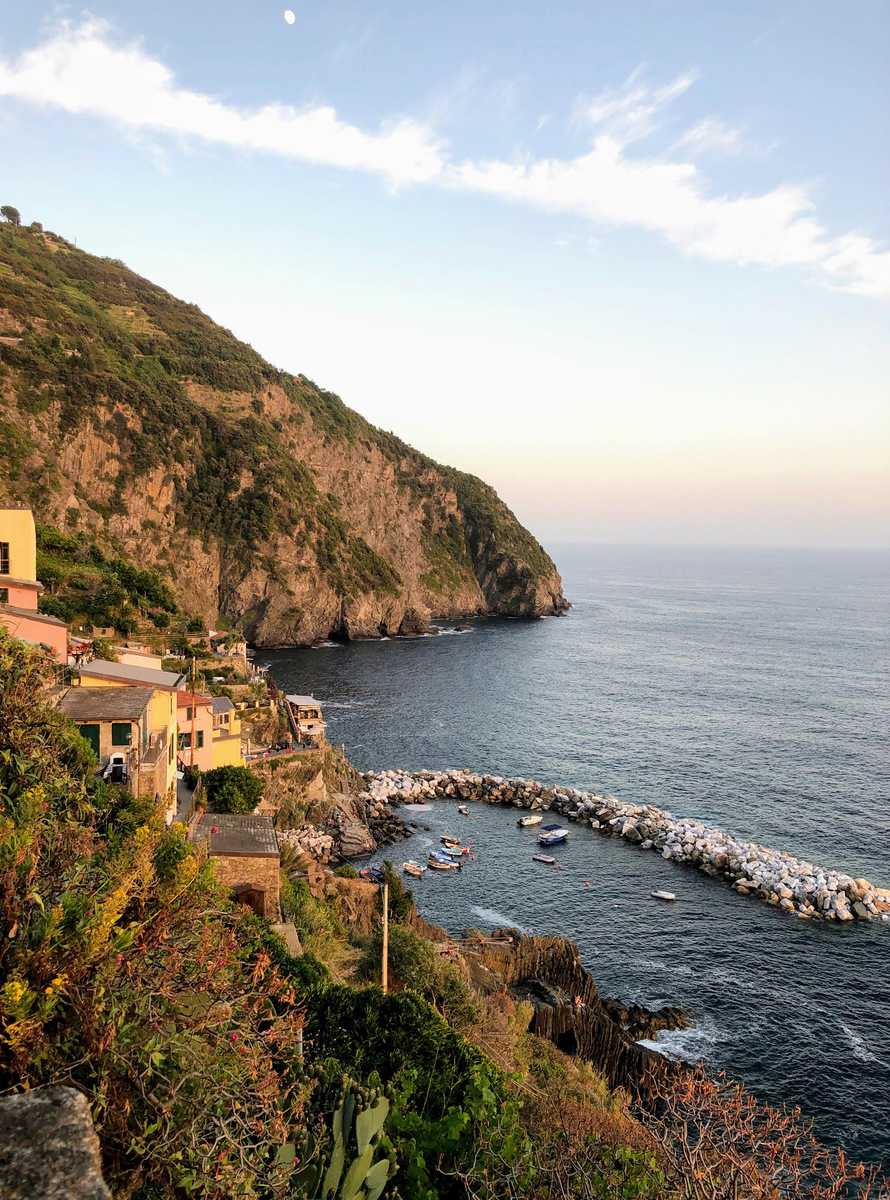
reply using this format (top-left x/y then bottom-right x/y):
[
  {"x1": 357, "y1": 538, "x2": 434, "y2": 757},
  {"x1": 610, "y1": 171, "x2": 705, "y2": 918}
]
[
  {"x1": 311, "y1": 640, "x2": 344, "y2": 649},
  {"x1": 471, "y1": 906, "x2": 528, "y2": 933},
  {"x1": 637, "y1": 1019, "x2": 727, "y2": 1063},
  {"x1": 840, "y1": 1023, "x2": 887, "y2": 1066}
]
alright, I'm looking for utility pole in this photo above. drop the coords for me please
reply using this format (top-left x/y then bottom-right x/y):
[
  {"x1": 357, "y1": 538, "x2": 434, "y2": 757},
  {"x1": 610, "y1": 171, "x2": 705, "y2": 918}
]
[
  {"x1": 190, "y1": 656, "x2": 197, "y2": 770},
  {"x1": 381, "y1": 881, "x2": 389, "y2": 995}
]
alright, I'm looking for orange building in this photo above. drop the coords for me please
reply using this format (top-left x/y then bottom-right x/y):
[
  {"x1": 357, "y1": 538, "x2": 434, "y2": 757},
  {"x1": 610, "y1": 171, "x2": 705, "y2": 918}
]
[
  {"x1": 0, "y1": 505, "x2": 68, "y2": 663},
  {"x1": 176, "y1": 691, "x2": 215, "y2": 771}
]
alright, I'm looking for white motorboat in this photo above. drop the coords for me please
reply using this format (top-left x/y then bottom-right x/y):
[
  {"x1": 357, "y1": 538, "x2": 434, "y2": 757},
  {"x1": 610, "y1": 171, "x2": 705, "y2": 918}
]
[
  {"x1": 650, "y1": 890, "x2": 677, "y2": 902},
  {"x1": 532, "y1": 853, "x2": 556, "y2": 864},
  {"x1": 538, "y1": 824, "x2": 569, "y2": 847},
  {"x1": 517, "y1": 813, "x2": 543, "y2": 827},
  {"x1": 457, "y1": 804, "x2": 470, "y2": 815}
]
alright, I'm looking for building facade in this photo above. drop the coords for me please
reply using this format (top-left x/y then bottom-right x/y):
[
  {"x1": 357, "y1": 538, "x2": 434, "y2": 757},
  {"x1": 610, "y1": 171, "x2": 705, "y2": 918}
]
[{"x1": 0, "y1": 506, "x2": 68, "y2": 663}]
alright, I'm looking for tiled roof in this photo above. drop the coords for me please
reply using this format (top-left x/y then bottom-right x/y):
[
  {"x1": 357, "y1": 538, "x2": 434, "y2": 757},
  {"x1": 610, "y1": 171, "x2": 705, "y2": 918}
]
[
  {"x1": 211, "y1": 696, "x2": 235, "y2": 713},
  {"x1": 176, "y1": 691, "x2": 213, "y2": 708},
  {"x1": 194, "y1": 813, "x2": 279, "y2": 857},
  {"x1": 58, "y1": 685, "x2": 153, "y2": 722},
  {"x1": 0, "y1": 604, "x2": 66, "y2": 627}
]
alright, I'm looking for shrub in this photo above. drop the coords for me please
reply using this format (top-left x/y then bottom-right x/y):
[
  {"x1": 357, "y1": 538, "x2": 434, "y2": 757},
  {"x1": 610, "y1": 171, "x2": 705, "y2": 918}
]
[
  {"x1": 360, "y1": 924, "x2": 480, "y2": 1031},
  {"x1": 200, "y1": 764, "x2": 264, "y2": 813}
]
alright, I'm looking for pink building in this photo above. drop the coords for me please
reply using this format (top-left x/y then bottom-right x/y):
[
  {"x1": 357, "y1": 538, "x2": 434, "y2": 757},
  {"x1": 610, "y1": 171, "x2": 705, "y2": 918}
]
[{"x1": 0, "y1": 506, "x2": 68, "y2": 663}]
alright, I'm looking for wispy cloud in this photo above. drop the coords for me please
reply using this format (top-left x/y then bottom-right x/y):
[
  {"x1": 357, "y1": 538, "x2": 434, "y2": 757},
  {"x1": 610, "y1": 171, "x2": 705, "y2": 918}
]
[
  {"x1": 673, "y1": 117, "x2": 746, "y2": 156},
  {"x1": 0, "y1": 17, "x2": 445, "y2": 185},
  {"x1": 1, "y1": 19, "x2": 888, "y2": 300},
  {"x1": 575, "y1": 65, "x2": 697, "y2": 143}
]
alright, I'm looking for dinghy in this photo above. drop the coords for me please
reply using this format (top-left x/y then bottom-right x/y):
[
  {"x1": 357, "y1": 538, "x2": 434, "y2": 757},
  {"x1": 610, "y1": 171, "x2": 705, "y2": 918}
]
[
  {"x1": 517, "y1": 813, "x2": 543, "y2": 827},
  {"x1": 457, "y1": 804, "x2": 470, "y2": 815},
  {"x1": 650, "y1": 890, "x2": 677, "y2": 901},
  {"x1": 532, "y1": 853, "x2": 556, "y2": 864},
  {"x1": 427, "y1": 851, "x2": 460, "y2": 872},
  {"x1": 402, "y1": 861, "x2": 426, "y2": 878}
]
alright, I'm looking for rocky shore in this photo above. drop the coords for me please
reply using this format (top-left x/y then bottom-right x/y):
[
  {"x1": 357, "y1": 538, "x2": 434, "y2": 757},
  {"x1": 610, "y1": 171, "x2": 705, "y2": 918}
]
[{"x1": 366, "y1": 769, "x2": 890, "y2": 923}]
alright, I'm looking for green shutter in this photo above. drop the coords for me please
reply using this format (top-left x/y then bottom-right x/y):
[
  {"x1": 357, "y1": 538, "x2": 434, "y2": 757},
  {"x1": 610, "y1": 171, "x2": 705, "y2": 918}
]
[
  {"x1": 111, "y1": 722, "x2": 131, "y2": 747},
  {"x1": 78, "y1": 724, "x2": 101, "y2": 759}
]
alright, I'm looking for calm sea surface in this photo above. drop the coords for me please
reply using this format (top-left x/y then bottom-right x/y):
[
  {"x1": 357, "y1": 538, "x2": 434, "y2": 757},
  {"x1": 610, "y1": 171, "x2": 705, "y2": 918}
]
[{"x1": 264, "y1": 545, "x2": 890, "y2": 1164}]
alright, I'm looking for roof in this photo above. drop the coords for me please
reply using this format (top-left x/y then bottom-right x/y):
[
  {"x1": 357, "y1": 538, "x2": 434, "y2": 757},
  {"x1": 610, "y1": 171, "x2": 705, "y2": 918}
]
[
  {"x1": 176, "y1": 691, "x2": 213, "y2": 708},
  {"x1": 0, "y1": 604, "x2": 66, "y2": 627},
  {"x1": 79, "y1": 659, "x2": 184, "y2": 689},
  {"x1": 195, "y1": 813, "x2": 279, "y2": 857},
  {"x1": 287, "y1": 694, "x2": 320, "y2": 707},
  {"x1": 0, "y1": 576, "x2": 43, "y2": 590},
  {"x1": 212, "y1": 696, "x2": 235, "y2": 713},
  {"x1": 58, "y1": 685, "x2": 153, "y2": 722}
]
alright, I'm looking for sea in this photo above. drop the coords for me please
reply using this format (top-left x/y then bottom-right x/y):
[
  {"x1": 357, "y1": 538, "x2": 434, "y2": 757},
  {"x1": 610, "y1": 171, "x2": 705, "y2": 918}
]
[{"x1": 263, "y1": 544, "x2": 890, "y2": 1165}]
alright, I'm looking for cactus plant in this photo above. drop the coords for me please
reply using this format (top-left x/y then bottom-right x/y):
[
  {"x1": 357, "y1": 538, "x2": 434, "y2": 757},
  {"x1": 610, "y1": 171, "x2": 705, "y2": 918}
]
[{"x1": 294, "y1": 1080, "x2": 394, "y2": 1200}]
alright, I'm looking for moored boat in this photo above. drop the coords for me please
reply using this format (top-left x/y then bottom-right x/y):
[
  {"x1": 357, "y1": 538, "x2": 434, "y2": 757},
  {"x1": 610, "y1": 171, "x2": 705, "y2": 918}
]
[
  {"x1": 441, "y1": 844, "x2": 469, "y2": 857},
  {"x1": 457, "y1": 804, "x2": 470, "y2": 815},
  {"x1": 532, "y1": 853, "x2": 556, "y2": 864},
  {"x1": 441, "y1": 835, "x2": 461, "y2": 847},
  {"x1": 427, "y1": 851, "x2": 460, "y2": 872},
  {"x1": 517, "y1": 813, "x2": 543, "y2": 827},
  {"x1": 651, "y1": 890, "x2": 677, "y2": 901},
  {"x1": 538, "y1": 823, "x2": 569, "y2": 847},
  {"x1": 402, "y1": 860, "x2": 426, "y2": 878}
]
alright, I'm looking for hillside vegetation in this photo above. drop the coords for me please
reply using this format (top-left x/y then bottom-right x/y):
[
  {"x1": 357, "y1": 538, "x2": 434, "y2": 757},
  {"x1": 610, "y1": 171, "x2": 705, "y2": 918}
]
[{"x1": 0, "y1": 219, "x2": 567, "y2": 644}]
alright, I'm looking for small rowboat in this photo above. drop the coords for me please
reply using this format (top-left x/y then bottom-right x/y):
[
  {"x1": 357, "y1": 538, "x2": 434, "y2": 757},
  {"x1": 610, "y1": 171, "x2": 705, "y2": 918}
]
[
  {"x1": 651, "y1": 890, "x2": 677, "y2": 902},
  {"x1": 427, "y1": 852, "x2": 460, "y2": 872},
  {"x1": 441, "y1": 835, "x2": 461, "y2": 847},
  {"x1": 442, "y1": 844, "x2": 470, "y2": 857},
  {"x1": 457, "y1": 804, "x2": 470, "y2": 815},
  {"x1": 517, "y1": 813, "x2": 543, "y2": 827},
  {"x1": 533, "y1": 853, "x2": 556, "y2": 864},
  {"x1": 402, "y1": 861, "x2": 426, "y2": 878}
]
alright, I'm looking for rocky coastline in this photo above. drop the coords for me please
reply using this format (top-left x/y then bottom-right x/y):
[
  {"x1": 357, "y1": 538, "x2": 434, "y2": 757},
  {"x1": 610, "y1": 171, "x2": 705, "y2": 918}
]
[{"x1": 365, "y1": 769, "x2": 890, "y2": 923}]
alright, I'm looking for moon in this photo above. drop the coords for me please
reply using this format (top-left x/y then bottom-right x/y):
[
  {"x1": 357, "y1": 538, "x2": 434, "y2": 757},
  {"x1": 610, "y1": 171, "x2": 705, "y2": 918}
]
[{"x1": 283, "y1": 9, "x2": 296, "y2": 24}]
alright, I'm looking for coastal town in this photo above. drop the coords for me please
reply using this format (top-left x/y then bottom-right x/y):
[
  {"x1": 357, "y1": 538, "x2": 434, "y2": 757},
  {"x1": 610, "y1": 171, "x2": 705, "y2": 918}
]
[{"x1": 0, "y1": 503, "x2": 330, "y2": 927}]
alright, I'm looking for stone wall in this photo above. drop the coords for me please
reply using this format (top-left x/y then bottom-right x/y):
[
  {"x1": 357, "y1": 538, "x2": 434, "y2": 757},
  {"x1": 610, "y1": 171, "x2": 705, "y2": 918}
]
[
  {"x1": 367, "y1": 770, "x2": 890, "y2": 923},
  {"x1": 209, "y1": 853, "x2": 280, "y2": 918},
  {"x1": 0, "y1": 1087, "x2": 110, "y2": 1199}
]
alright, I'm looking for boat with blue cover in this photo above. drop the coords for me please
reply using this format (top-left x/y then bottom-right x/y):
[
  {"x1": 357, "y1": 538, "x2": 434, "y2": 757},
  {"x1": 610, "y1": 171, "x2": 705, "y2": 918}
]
[{"x1": 538, "y1": 824, "x2": 569, "y2": 847}]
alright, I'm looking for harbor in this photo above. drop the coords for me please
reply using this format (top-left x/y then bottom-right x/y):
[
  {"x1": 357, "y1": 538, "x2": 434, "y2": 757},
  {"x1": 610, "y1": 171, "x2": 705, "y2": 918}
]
[{"x1": 365, "y1": 769, "x2": 890, "y2": 923}]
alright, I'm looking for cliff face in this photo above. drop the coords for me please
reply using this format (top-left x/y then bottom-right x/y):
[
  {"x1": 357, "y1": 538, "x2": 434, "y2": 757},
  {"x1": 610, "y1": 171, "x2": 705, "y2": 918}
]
[{"x1": 0, "y1": 224, "x2": 568, "y2": 645}]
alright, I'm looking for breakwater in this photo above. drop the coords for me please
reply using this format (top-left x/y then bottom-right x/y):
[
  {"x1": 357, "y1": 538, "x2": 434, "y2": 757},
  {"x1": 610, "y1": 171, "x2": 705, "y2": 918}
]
[{"x1": 365, "y1": 769, "x2": 890, "y2": 923}]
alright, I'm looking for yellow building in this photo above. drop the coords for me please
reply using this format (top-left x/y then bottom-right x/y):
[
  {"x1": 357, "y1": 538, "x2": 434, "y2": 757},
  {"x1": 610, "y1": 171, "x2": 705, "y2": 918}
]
[
  {"x1": 211, "y1": 696, "x2": 245, "y2": 767},
  {"x1": 76, "y1": 658, "x2": 185, "y2": 822},
  {"x1": 0, "y1": 505, "x2": 68, "y2": 663}
]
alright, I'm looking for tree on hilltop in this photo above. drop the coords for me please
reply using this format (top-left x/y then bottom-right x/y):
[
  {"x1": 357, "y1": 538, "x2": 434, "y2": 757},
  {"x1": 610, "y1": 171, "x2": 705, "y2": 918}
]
[{"x1": 1, "y1": 206, "x2": 21, "y2": 226}]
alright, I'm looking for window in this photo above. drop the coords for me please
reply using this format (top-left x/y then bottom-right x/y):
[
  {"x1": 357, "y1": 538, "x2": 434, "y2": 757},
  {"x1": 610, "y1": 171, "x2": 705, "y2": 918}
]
[
  {"x1": 185, "y1": 706, "x2": 193, "y2": 722},
  {"x1": 178, "y1": 732, "x2": 191, "y2": 750},
  {"x1": 0, "y1": 542, "x2": 8, "y2": 576},
  {"x1": 111, "y1": 722, "x2": 131, "y2": 747},
  {"x1": 196, "y1": 730, "x2": 204, "y2": 749},
  {"x1": 0, "y1": 588, "x2": 7, "y2": 604}
]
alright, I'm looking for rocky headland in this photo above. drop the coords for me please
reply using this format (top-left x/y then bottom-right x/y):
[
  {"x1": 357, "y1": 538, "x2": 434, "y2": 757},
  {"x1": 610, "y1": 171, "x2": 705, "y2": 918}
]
[{"x1": 365, "y1": 769, "x2": 890, "y2": 923}]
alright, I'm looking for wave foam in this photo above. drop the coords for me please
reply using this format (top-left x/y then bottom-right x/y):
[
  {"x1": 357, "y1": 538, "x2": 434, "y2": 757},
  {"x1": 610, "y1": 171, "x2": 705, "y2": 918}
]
[
  {"x1": 471, "y1": 906, "x2": 528, "y2": 933},
  {"x1": 841, "y1": 1023, "x2": 887, "y2": 1066}
]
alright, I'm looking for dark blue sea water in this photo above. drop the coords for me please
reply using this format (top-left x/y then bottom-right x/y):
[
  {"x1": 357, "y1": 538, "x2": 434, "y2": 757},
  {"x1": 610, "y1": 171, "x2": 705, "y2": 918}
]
[{"x1": 264, "y1": 545, "x2": 890, "y2": 1165}]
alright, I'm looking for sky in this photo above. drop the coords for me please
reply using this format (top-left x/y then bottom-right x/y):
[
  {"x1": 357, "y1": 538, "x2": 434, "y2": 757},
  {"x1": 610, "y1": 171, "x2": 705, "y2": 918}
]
[{"x1": 1, "y1": 2, "x2": 888, "y2": 548}]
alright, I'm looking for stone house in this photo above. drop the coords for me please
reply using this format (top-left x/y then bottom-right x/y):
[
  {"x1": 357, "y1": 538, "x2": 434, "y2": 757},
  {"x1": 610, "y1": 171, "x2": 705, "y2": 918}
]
[{"x1": 192, "y1": 812, "x2": 280, "y2": 919}]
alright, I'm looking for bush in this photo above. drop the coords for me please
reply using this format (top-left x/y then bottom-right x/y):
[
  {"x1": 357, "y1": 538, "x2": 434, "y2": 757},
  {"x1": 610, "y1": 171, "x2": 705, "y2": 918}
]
[
  {"x1": 200, "y1": 764, "x2": 264, "y2": 813},
  {"x1": 360, "y1": 924, "x2": 480, "y2": 1031}
]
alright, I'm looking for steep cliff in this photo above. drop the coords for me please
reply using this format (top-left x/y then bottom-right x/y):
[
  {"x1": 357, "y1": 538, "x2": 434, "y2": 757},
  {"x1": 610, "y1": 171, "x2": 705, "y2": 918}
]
[{"x1": 0, "y1": 222, "x2": 568, "y2": 644}]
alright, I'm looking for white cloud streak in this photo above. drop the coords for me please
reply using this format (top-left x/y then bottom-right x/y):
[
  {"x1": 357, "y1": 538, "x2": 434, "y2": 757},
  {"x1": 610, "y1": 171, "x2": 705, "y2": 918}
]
[
  {"x1": 1, "y1": 20, "x2": 888, "y2": 299},
  {"x1": 673, "y1": 117, "x2": 746, "y2": 156}
]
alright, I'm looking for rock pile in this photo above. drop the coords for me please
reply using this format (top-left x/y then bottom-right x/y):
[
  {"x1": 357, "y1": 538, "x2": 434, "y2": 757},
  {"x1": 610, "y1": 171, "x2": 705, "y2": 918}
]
[
  {"x1": 365, "y1": 769, "x2": 890, "y2": 923},
  {"x1": 276, "y1": 791, "x2": 410, "y2": 862}
]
